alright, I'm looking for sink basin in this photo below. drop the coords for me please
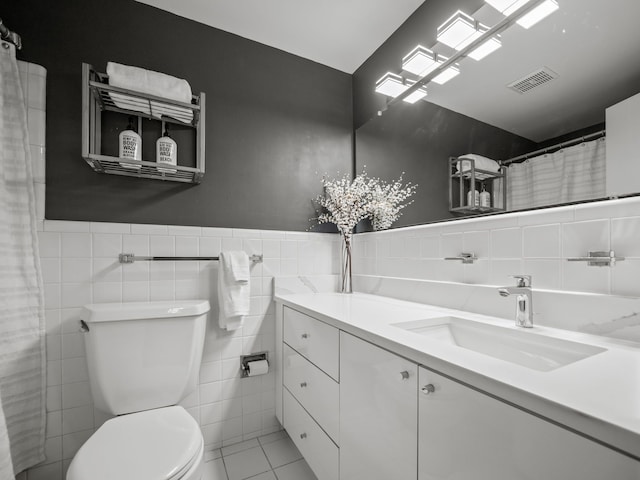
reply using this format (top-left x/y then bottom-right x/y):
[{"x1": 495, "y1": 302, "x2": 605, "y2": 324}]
[{"x1": 393, "y1": 316, "x2": 606, "y2": 371}]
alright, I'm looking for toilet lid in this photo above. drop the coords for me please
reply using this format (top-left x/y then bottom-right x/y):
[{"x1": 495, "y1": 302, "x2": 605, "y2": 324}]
[{"x1": 67, "y1": 406, "x2": 202, "y2": 480}]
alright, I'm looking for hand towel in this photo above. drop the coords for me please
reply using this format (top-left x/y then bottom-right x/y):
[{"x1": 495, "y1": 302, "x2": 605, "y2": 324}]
[
  {"x1": 218, "y1": 251, "x2": 250, "y2": 331},
  {"x1": 456, "y1": 154, "x2": 501, "y2": 180},
  {"x1": 106, "y1": 62, "x2": 194, "y2": 124}
]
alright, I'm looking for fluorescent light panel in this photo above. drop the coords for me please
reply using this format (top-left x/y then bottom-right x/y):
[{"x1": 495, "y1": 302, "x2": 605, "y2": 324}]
[
  {"x1": 437, "y1": 10, "x2": 483, "y2": 50},
  {"x1": 432, "y1": 57, "x2": 460, "y2": 85},
  {"x1": 402, "y1": 45, "x2": 438, "y2": 76},
  {"x1": 401, "y1": 45, "x2": 461, "y2": 85},
  {"x1": 403, "y1": 81, "x2": 428, "y2": 104},
  {"x1": 468, "y1": 30, "x2": 502, "y2": 60},
  {"x1": 375, "y1": 72, "x2": 427, "y2": 103},
  {"x1": 485, "y1": 0, "x2": 530, "y2": 16},
  {"x1": 517, "y1": 0, "x2": 559, "y2": 28},
  {"x1": 375, "y1": 72, "x2": 407, "y2": 98},
  {"x1": 437, "y1": 10, "x2": 501, "y2": 59},
  {"x1": 485, "y1": 0, "x2": 559, "y2": 28}
]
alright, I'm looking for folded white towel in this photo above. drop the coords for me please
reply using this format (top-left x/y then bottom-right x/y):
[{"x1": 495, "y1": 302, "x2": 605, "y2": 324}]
[
  {"x1": 456, "y1": 154, "x2": 501, "y2": 180},
  {"x1": 217, "y1": 251, "x2": 250, "y2": 331},
  {"x1": 106, "y1": 62, "x2": 194, "y2": 124},
  {"x1": 107, "y1": 62, "x2": 192, "y2": 102}
]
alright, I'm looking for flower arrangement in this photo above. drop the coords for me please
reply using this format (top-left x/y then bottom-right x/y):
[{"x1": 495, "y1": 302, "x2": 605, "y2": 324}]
[
  {"x1": 314, "y1": 170, "x2": 417, "y2": 292},
  {"x1": 369, "y1": 175, "x2": 417, "y2": 231}
]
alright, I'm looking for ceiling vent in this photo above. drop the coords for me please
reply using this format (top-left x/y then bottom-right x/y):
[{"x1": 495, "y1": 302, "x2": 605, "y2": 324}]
[{"x1": 507, "y1": 67, "x2": 558, "y2": 94}]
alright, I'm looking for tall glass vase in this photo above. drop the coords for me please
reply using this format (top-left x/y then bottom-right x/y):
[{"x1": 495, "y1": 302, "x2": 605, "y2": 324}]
[{"x1": 341, "y1": 236, "x2": 353, "y2": 294}]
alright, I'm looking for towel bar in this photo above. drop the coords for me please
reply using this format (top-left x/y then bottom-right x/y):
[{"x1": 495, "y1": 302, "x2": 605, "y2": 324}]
[
  {"x1": 566, "y1": 251, "x2": 624, "y2": 267},
  {"x1": 444, "y1": 252, "x2": 478, "y2": 264},
  {"x1": 118, "y1": 253, "x2": 263, "y2": 264}
]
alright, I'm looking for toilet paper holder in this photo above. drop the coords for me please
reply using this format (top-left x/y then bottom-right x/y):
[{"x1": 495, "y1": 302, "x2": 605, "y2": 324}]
[{"x1": 240, "y1": 351, "x2": 269, "y2": 378}]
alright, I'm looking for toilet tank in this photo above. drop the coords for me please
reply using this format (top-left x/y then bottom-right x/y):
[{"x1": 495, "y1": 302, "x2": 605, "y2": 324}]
[{"x1": 80, "y1": 300, "x2": 210, "y2": 415}]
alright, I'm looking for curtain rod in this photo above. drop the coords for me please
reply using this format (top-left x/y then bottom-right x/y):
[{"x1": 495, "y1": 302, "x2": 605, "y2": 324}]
[
  {"x1": 0, "y1": 17, "x2": 22, "y2": 50},
  {"x1": 501, "y1": 129, "x2": 606, "y2": 166}
]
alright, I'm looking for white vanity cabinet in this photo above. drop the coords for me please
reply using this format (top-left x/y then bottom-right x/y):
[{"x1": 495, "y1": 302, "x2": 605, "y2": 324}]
[
  {"x1": 275, "y1": 298, "x2": 640, "y2": 480},
  {"x1": 418, "y1": 367, "x2": 640, "y2": 480},
  {"x1": 340, "y1": 332, "x2": 418, "y2": 480}
]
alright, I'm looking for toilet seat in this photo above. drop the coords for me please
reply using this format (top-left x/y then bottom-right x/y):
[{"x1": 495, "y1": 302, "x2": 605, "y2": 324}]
[{"x1": 66, "y1": 406, "x2": 203, "y2": 480}]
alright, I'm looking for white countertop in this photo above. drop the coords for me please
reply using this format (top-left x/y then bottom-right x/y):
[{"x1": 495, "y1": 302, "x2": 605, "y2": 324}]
[{"x1": 275, "y1": 291, "x2": 640, "y2": 460}]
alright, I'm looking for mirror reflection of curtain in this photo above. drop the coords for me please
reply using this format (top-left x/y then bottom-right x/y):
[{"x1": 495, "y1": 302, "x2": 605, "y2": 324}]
[{"x1": 504, "y1": 138, "x2": 606, "y2": 211}]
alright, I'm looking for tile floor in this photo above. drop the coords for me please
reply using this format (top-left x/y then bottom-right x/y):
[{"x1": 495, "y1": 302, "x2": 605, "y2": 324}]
[{"x1": 202, "y1": 430, "x2": 317, "y2": 480}]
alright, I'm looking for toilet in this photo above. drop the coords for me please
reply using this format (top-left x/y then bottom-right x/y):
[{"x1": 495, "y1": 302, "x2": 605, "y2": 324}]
[{"x1": 66, "y1": 300, "x2": 210, "y2": 480}]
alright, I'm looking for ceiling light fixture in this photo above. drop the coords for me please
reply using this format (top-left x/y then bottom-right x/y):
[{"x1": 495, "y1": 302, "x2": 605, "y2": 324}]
[
  {"x1": 402, "y1": 46, "x2": 438, "y2": 77},
  {"x1": 431, "y1": 57, "x2": 460, "y2": 85},
  {"x1": 375, "y1": 72, "x2": 407, "y2": 98},
  {"x1": 437, "y1": 10, "x2": 484, "y2": 50},
  {"x1": 485, "y1": 0, "x2": 530, "y2": 16},
  {"x1": 403, "y1": 80, "x2": 428, "y2": 104},
  {"x1": 402, "y1": 47, "x2": 461, "y2": 85},
  {"x1": 381, "y1": 0, "x2": 559, "y2": 106},
  {"x1": 468, "y1": 27, "x2": 502, "y2": 60},
  {"x1": 485, "y1": 0, "x2": 559, "y2": 29},
  {"x1": 436, "y1": 10, "x2": 502, "y2": 60},
  {"x1": 375, "y1": 72, "x2": 428, "y2": 103}
]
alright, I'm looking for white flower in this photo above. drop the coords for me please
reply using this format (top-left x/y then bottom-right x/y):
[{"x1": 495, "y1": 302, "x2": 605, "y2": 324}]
[
  {"x1": 369, "y1": 174, "x2": 417, "y2": 231},
  {"x1": 315, "y1": 172, "x2": 373, "y2": 243},
  {"x1": 314, "y1": 170, "x2": 416, "y2": 238}
]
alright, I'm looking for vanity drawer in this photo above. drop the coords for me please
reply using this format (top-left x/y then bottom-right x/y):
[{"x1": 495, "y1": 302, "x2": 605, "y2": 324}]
[
  {"x1": 284, "y1": 344, "x2": 339, "y2": 444},
  {"x1": 284, "y1": 389, "x2": 339, "y2": 480},
  {"x1": 283, "y1": 306, "x2": 339, "y2": 381}
]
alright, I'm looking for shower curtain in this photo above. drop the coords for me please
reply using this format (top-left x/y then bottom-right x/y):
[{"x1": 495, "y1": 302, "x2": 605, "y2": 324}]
[
  {"x1": 0, "y1": 41, "x2": 46, "y2": 474},
  {"x1": 0, "y1": 391, "x2": 14, "y2": 479},
  {"x1": 505, "y1": 138, "x2": 606, "y2": 211}
]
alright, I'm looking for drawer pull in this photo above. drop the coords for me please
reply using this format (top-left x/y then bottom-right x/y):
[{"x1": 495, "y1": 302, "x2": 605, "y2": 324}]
[
  {"x1": 300, "y1": 382, "x2": 308, "y2": 388},
  {"x1": 421, "y1": 384, "x2": 436, "y2": 395},
  {"x1": 300, "y1": 432, "x2": 307, "y2": 439},
  {"x1": 301, "y1": 333, "x2": 309, "y2": 339},
  {"x1": 399, "y1": 370, "x2": 410, "y2": 381}
]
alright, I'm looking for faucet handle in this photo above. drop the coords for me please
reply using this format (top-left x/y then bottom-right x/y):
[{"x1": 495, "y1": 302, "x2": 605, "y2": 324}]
[{"x1": 510, "y1": 275, "x2": 531, "y2": 287}]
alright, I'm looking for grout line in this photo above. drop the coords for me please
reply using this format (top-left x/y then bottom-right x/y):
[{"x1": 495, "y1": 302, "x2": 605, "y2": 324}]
[
  {"x1": 257, "y1": 436, "x2": 275, "y2": 471},
  {"x1": 219, "y1": 453, "x2": 231, "y2": 480}
]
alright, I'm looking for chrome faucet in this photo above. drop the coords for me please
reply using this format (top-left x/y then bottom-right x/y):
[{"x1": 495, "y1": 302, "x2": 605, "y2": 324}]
[{"x1": 498, "y1": 275, "x2": 533, "y2": 328}]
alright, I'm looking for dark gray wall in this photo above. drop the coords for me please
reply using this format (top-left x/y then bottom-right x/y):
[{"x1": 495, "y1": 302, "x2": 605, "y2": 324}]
[
  {"x1": 8, "y1": 0, "x2": 353, "y2": 231},
  {"x1": 353, "y1": 0, "x2": 536, "y2": 227}
]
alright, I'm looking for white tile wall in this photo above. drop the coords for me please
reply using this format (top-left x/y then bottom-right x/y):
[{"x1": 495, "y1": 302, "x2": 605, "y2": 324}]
[
  {"x1": 27, "y1": 220, "x2": 339, "y2": 479},
  {"x1": 353, "y1": 196, "x2": 640, "y2": 297},
  {"x1": 17, "y1": 60, "x2": 46, "y2": 221}
]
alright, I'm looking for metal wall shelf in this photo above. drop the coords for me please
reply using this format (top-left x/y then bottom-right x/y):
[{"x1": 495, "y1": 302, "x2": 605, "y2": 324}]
[
  {"x1": 81, "y1": 63, "x2": 206, "y2": 184},
  {"x1": 449, "y1": 157, "x2": 506, "y2": 215}
]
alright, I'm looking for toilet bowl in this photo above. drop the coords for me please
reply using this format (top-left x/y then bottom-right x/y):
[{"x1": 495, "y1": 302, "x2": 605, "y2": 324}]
[{"x1": 67, "y1": 406, "x2": 203, "y2": 480}]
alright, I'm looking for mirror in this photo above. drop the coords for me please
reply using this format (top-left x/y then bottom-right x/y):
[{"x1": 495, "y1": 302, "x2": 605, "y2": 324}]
[{"x1": 355, "y1": 0, "x2": 640, "y2": 228}]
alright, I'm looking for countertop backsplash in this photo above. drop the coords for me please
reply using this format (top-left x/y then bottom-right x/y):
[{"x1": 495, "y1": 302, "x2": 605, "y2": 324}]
[{"x1": 351, "y1": 196, "x2": 640, "y2": 345}]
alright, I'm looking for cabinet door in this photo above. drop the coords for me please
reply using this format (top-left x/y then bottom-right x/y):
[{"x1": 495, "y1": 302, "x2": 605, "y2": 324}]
[
  {"x1": 340, "y1": 332, "x2": 417, "y2": 480},
  {"x1": 418, "y1": 367, "x2": 640, "y2": 480}
]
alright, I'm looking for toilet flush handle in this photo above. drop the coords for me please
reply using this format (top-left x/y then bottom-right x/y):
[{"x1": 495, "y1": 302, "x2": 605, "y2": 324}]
[{"x1": 79, "y1": 320, "x2": 90, "y2": 333}]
